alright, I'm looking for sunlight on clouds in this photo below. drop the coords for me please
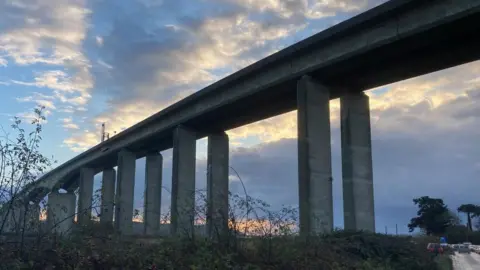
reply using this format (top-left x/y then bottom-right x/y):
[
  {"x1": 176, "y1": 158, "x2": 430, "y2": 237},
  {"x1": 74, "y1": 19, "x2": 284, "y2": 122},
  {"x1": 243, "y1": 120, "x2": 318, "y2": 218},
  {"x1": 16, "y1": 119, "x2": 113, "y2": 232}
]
[
  {"x1": 60, "y1": 0, "x2": 479, "y2": 154},
  {"x1": 200, "y1": 14, "x2": 305, "y2": 59},
  {"x1": 228, "y1": 61, "x2": 480, "y2": 144},
  {"x1": 63, "y1": 7, "x2": 306, "y2": 151},
  {"x1": 223, "y1": 0, "x2": 368, "y2": 20},
  {"x1": 16, "y1": 93, "x2": 56, "y2": 110},
  {"x1": 0, "y1": 0, "x2": 90, "y2": 66},
  {"x1": 227, "y1": 100, "x2": 341, "y2": 144},
  {"x1": 60, "y1": 117, "x2": 80, "y2": 130},
  {"x1": 63, "y1": 100, "x2": 174, "y2": 152},
  {"x1": 63, "y1": 131, "x2": 98, "y2": 152},
  {"x1": 16, "y1": 111, "x2": 48, "y2": 124},
  {"x1": 13, "y1": 70, "x2": 92, "y2": 108},
  {"x1": 1, "y1": 0, "x2": 93, "y2": 117}
]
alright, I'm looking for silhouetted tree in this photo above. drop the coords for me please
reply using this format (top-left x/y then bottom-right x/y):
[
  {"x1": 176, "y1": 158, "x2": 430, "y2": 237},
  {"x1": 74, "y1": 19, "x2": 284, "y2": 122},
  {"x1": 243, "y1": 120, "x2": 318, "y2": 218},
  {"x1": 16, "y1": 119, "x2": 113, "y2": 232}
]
[
  {"x1": 457, "y1": 204, "x2": 480, "y2": 231},
  {"x1": 408, "y1": 196, "x2": 452, "y2": 236},
  {"x1": 449, "y1": 210, "x2": 462, "y2": 226}
]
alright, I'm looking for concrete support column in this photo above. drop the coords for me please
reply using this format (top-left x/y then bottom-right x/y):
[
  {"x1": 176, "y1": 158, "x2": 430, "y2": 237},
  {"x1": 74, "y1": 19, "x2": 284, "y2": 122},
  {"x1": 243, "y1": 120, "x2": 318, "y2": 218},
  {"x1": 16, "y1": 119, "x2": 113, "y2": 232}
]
[
  {"x1": 100, "y1": 168, "x2": 116, "y2": 225},
  {"x1": 115, "y1": 150, "x2": 136, "y2": 235},
  {"x1": 206, "y1": 132, "x2": 229, "y2": 239},
  {"x1": 144, "y1": 152, "x2": 163, "y2": 235},
  {"x1": 340, "y1": 92, "x2": 375, "y2": 232},
  {"x1": 297, "y1": 75, "x2": 333, "y2": 236},
  {"x1": 170, "y1": 126, "x2": 196, "y2": 236},
  {"x1": 47, "y1": 192, "x2": 76, "y2": 235},
  {"x1": 24, "y1": 203, "x2": 40, "y2": 232},
  {"x1": 1, "y1": 202, "x2": 25, "y2": 234},
  {"x1": 77, "y1": 167, "x2": 95, "y2": 225},
  {"x1": 65, "y1": 178, "x2": 79, "y2": 193}
]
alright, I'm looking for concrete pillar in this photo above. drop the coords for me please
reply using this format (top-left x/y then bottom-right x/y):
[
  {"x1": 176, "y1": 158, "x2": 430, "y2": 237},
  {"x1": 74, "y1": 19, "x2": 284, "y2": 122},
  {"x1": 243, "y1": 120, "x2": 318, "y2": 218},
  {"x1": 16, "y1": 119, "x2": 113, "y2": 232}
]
[
  {"x1": 24, "y1": 203, "x2": 40, "y2": 232},
  {"x1": 65, "y1": 178, "x2": 79, "y2": 193},
  {"x1": 206, "y1": 132, "x2": 229, "y2": 239},
  {"x1": 100, "y1": 168, "x2": 116, "y2": 225},
  {"x1": 114, "y1": 150, "x2": 136, "y2": 235},
  {"x1": 340, "y1": 92, "x2": 375, "y2": 232},
  {"x1": 297, "y1": 75, "x2": 333, "y2": 235},
  {"x1": 47, "y1": 192, "x2": 76, "y2": 235},
  {"x1": 1, "y1": 201, "x2": 40, "y2": 234},
  {"x1": 144, "y1": 152, "x2": 163, "y2": 235},
  {"x1": 1, "y1": 202, "x2": 25, "y2": 234},
  {"x1": 77, "y1": 167, "x2": 95, "y2": 225},
  {"x1": 170, "y1": 126, "x2": 196, "y2": 236}
]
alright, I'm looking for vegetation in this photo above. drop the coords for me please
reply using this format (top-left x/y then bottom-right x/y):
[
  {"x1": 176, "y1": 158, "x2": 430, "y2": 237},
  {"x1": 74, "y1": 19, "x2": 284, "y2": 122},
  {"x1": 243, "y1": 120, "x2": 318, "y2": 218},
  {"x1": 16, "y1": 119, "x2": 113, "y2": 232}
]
[
  {"x1": 408, "y1": 196, "x2": 454, "y2": 235},
  {"x1": 434, "y1": 255, "x2": 453, "y2": 270},
  {"x1": 408, "y1": 196, "x2": 480, "y2": 244},
  {"x1": 0, "y1": 228, "x2": 444, "y2": 270},
  {"x1": 0, "y1": 107, "x2": 475, "y2": 269},
  {"x1": 457, "y1": 204, "x2": 480, "y2": 231}
]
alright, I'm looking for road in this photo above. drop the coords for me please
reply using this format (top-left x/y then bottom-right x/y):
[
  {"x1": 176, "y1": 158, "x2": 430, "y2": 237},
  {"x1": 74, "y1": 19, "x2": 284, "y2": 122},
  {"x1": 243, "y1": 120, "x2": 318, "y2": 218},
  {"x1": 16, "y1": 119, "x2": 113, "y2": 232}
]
[{"x1": 452, "y1": 253, "x2": 480, "y2": 270}]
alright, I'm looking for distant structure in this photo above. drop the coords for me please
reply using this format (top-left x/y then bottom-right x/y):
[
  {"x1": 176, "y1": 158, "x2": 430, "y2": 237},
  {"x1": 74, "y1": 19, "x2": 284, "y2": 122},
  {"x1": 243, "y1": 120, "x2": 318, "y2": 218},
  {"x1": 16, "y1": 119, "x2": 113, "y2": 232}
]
[
  {"x1": 101, "y1": 123, "x2": 114, "y2": 142},
  {"x1": 101, "y1": 123, "x2": 106, "y2": 142}
]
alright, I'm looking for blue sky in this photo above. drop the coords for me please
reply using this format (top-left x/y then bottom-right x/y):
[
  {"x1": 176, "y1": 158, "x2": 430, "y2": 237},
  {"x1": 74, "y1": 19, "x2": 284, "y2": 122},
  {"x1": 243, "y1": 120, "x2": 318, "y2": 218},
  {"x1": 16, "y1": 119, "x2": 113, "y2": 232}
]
[{"x1": 1, "y1": 0, "x2": 479, "y2": 234}]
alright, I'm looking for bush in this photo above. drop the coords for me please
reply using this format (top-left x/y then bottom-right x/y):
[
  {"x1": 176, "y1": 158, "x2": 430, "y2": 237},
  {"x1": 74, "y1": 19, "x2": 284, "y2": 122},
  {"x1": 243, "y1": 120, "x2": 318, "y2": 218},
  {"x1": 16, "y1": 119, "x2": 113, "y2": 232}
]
[{"x1": 0, "y1": 227, "x2": 442, "y2": 270}]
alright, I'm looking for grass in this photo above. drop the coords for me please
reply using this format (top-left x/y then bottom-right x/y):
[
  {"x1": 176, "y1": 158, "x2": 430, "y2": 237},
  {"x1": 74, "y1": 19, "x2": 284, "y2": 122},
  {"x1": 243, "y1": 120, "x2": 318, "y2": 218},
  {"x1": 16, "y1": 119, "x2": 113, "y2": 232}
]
[{"x1": 435, "y1": 254, "x2": 453, "y2": 270}]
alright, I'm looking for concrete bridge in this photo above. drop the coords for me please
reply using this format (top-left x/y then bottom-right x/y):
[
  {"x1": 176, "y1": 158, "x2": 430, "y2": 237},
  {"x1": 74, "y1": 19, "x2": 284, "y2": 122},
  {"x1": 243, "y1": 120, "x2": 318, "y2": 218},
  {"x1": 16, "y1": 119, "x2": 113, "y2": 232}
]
[{"x1": 2, "y1": 0, "x2": 480, "y2": 237}]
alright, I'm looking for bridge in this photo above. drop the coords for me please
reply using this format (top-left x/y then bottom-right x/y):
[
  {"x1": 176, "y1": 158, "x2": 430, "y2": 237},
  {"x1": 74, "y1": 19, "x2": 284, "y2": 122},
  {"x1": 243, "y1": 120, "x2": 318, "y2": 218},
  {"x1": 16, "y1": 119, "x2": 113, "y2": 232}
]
[{"x1": 2, "y1": 0, "x2": 480, "y2": 237}]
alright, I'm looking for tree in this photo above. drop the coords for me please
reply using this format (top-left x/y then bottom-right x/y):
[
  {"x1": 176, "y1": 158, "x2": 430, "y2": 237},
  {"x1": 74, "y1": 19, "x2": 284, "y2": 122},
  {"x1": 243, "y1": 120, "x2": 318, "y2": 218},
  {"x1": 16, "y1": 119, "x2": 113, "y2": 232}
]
[
  {"x1": 408, "y1": 196, "x2": 452, "y2": 236},
  {"x1": 0, "y1": 106, "x2": 55, "y2": 236},
  {"x1": 457, "y1": 204, "x2": 480, "y2": 231},
  {"x1": 448, "y1": 210, "x2": 462, "y2": 226}
]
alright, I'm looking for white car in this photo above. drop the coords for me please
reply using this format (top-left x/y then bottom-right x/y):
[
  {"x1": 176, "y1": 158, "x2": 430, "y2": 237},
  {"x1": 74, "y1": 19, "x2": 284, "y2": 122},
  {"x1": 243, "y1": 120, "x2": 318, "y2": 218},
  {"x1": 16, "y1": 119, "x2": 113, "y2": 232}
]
[{"x1": 458, "y1": 244, "x2": 471, "y2": 254}]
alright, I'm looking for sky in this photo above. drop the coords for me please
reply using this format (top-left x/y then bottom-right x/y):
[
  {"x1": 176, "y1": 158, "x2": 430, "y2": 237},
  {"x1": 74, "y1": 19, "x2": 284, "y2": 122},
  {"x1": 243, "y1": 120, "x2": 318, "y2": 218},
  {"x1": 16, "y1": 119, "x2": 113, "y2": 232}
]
[{"x1": 1, "y1": 0, "x2": 479, "y2": 234}]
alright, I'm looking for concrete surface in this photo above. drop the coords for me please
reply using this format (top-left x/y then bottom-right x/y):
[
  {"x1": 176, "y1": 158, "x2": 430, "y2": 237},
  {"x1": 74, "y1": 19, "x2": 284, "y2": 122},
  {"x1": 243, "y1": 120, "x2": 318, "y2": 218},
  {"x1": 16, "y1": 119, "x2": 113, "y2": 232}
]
[
  {"x1": 77, "y1": 167, "x2": 95, "y2": 225},
  {"x1": 171, "y1": 126, "x2": 196, "y2": 236},
  {"x1": 47, "y1": 192, "x2": 76, "y2": 235},
  {"x1": 144, "y1": 153, "x2": 163, "y2": 235},
  {"x1": 341, "y1": 93, "x2": 375, "y2": 232},
  {"x1": 12, "y1": 0, "x2": 480, "y2": 207},
  {"x1": 1, "y1": 203, "x2": 40, "y2": 233},
  {"x1": 297, "y1": 76, "x2": 333, "y2": 235},
  {"x1": 452, "y1": 253, "x2": 480, "y2": 270},
  {"x1": 206, "y1": 132, "x2": 229, "y2": 237},
  {"x1": 114, "y1": 150, "x2": 136, "y2": 235},
  {"x1": 100, "y1": 168, "x2": 116, "y2": 224}
]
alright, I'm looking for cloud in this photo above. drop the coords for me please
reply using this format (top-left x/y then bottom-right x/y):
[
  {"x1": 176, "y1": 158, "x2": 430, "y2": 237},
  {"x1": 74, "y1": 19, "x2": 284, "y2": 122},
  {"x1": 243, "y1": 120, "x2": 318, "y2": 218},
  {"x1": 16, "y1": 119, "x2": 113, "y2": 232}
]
[
  {"x1": 65, "y1": 0, "x2": 316, "y2": 149},
  {"x1": 0, "y1": 0, "x2": 90, "y2": 66},
  {"x1": 227, "y1": 61, "x2": 480, "y2": 144},
  {"x1": 60, "y1": 117, "x2": 80, "y2": 130},
  {"x1": 12, "y1": 70, "x2": 92, "y2": 107},
  {"x1": 63, "y1": 130, "x2": 99, "y2": 152},
  {"x1": 16, "y1": 92, "x2": 56, "y2": 110},
  {"x1": 62, "y1": 0, "x2": 475, "y2": 151},
  {"x1": 95, "y1": 36, "x2": 103, "y2": 47},
  {"x1": 220, "y1": 0, "x2": 370, "y2": 20},
  {"x1": 16, "y1": 111, "x2": 48, "y2": 124},
  {"x1": 0, "y1": 0, "x2": 93, "y2": 115}
]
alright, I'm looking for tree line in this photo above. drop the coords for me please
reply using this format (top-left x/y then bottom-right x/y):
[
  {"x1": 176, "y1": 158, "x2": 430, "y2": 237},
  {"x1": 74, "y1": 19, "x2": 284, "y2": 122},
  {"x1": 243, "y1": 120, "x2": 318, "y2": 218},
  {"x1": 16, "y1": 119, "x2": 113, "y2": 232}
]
[{"x1": 408, "y1": 196, "x2": 480, "y2": 242}]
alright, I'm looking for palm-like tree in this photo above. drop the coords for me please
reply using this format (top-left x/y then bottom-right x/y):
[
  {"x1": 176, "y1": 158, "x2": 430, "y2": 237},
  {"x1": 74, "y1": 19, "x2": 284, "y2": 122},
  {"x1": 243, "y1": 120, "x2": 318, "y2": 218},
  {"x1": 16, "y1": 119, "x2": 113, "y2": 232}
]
[{"x1": 457, "y1": 204, "x2": 480, "y2": 231}]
